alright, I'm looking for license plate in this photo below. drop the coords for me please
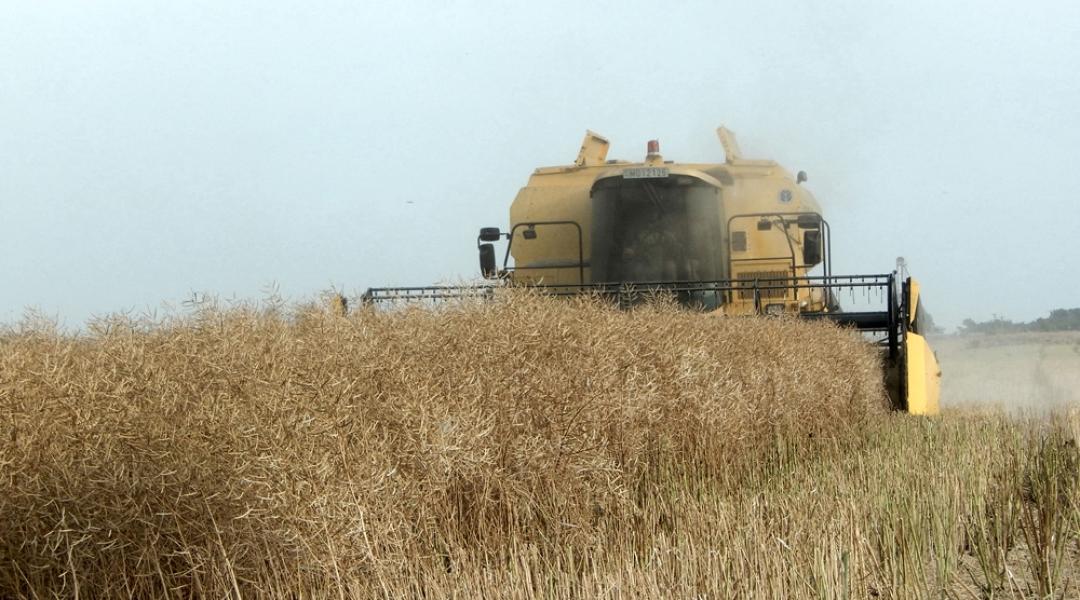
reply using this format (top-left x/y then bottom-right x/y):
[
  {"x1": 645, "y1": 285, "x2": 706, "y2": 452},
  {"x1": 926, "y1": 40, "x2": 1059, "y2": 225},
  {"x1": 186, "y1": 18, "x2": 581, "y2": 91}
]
[{"x1": 622, "y1": 167, "x2": 669, "y2": 179}]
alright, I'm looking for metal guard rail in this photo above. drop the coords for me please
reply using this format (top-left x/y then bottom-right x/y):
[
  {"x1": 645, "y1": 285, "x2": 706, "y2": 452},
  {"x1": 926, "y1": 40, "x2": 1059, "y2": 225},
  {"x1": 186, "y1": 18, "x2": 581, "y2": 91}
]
[{"x1": 361, "y1": 273, "x2": 903, "y2": 359}]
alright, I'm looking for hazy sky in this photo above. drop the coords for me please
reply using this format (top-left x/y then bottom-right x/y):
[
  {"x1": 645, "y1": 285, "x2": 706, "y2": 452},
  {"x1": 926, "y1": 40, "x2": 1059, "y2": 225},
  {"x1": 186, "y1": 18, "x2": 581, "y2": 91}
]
[{"x1": 3, "y1": 1, "x2": 1079, "y2": 329}]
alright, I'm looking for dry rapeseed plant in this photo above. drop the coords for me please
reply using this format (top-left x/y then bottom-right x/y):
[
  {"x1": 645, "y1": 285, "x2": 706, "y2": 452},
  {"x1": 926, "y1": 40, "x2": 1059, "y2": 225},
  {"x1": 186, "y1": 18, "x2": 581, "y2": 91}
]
[
  {"x1": 0, "y1": 293, "x2": 881, "y2": 597},
  {"x1": 0, "y1": 292, "x2": 1075, "y2": 598}
]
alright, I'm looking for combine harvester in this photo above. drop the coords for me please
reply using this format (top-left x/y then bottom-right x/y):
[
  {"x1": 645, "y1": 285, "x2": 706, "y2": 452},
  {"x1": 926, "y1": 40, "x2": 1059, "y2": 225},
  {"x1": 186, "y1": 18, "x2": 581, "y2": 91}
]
[{"x1": 363, "y1": 128, "x2": 941, "y2": 415}]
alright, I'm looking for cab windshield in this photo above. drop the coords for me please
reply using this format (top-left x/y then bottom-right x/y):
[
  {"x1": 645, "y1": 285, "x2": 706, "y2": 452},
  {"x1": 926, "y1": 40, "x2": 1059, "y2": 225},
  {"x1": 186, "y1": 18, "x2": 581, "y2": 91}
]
[{"x1": 590, "y1": 175, "x2": 723, "y2": 283}]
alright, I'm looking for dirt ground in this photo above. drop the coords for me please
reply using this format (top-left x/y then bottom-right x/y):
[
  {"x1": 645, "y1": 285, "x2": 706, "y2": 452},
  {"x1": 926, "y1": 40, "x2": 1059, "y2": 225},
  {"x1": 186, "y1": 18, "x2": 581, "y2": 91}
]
[{"x1": 931, "y1": 331, "x2": 1080, "y2": 412}]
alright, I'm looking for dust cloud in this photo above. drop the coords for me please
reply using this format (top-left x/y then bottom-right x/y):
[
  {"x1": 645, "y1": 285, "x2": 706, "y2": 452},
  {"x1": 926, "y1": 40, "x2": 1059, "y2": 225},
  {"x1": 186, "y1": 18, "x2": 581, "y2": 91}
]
[{"x1": 932, "y1": 332, "x2": 1080, "y2": 413}]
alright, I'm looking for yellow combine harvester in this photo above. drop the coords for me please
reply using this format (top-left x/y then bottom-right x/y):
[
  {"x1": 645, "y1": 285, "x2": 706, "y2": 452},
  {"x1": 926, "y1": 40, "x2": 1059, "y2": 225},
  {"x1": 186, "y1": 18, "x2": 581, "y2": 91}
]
[{"x1": 363, "y1": 128, "x2": 941, "y2": 415}]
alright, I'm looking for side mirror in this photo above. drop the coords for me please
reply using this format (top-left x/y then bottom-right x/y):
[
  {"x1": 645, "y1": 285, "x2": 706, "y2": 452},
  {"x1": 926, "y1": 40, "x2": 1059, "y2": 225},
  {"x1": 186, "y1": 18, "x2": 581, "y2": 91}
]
[
  {"x1": 796, "y1": 214, "x2": 821, "y2": 229},
  {"x1": 478, "y1": 227, "x2": 501, "y2": 242},
  {"x1": 802, "y1": 230, "x2": 822, "y2": 265},
  {"x1": 479, "y1": 243, "x2": 497, "y2": 278}
]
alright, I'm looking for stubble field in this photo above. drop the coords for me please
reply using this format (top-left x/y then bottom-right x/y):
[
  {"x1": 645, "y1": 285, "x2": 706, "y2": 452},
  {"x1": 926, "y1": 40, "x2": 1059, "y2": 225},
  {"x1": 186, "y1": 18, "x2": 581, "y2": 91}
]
[{"x1": 0, "y1": 295, "x2": 1077, "y2": 599}]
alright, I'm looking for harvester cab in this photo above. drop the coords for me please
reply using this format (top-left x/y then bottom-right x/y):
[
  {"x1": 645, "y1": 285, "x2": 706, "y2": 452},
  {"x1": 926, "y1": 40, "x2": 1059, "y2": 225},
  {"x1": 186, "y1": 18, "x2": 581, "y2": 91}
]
[{"x1": 363, "y1": 127, "x2": 941, "y2": 415}]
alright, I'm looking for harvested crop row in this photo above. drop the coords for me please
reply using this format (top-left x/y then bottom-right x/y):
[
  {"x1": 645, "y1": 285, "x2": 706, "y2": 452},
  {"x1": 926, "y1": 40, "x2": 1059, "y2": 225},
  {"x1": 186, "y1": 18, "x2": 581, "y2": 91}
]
[{"x1": 0, "y1": 293, "x2": 885, "y2": 597}]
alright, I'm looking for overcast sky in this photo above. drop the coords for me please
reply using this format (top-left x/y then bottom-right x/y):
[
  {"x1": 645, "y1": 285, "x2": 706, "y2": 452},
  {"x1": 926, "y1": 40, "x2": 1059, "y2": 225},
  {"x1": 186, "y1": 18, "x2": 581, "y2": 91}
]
[{"x1": 3, "y1": 0, "x2": 1078, "y2": 330}]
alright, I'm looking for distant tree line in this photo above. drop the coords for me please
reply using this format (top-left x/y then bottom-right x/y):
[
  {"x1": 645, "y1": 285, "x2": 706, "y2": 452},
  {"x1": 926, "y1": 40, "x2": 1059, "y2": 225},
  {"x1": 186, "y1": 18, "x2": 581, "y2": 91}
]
[{"x1": 957, "y1": 308, "x2": 1080, "y2": 334}]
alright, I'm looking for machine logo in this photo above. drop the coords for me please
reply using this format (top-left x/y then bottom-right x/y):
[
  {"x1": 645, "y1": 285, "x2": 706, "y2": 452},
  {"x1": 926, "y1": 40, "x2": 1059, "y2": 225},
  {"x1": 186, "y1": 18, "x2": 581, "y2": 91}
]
[{"x1": 779, "y1": 189, "x2": 793, "y2": 203}]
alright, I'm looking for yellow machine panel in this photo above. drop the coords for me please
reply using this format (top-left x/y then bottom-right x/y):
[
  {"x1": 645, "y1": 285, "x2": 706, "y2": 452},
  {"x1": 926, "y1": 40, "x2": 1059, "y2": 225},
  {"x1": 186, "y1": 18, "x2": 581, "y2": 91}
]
[
  {"x1": 904, "y1": 278, "x2": 943, "y2": 415},
  {"x1": 906, "y1": 331, "x2": 942, "y2": 416}
]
